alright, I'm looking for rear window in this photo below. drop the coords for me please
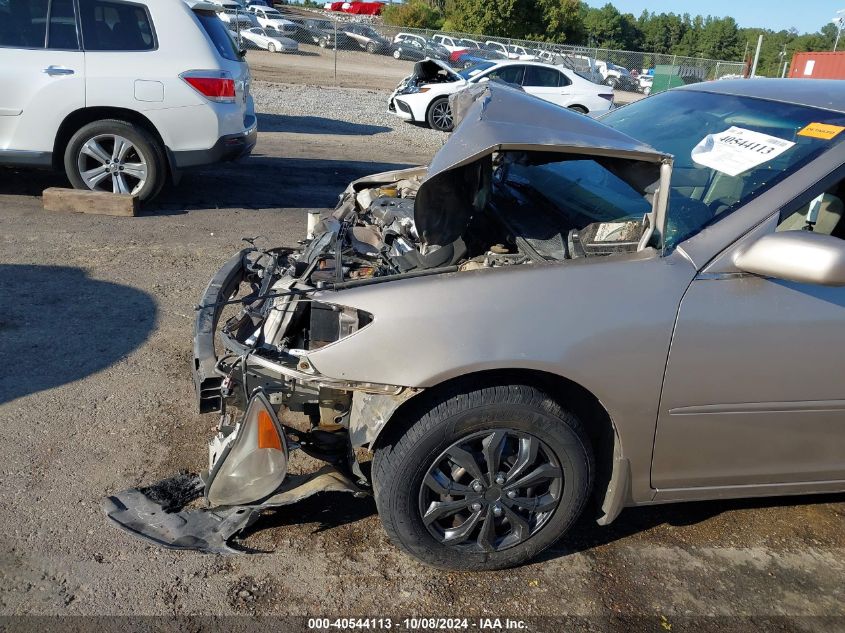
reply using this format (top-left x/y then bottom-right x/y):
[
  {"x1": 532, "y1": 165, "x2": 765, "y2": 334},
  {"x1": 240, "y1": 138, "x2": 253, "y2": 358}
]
[
  {"x1": 78, "y1": 0, "x2": 155, "y2": 51},
  {"x1": 195, "y1": 9, "x2": 241, "y2": 62}
]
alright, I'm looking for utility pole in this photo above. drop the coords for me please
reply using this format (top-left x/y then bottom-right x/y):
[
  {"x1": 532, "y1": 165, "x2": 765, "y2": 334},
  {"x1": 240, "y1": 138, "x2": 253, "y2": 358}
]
[
  {"x1": 750, "y1": 34, "x2": 763, "y2": 77},
  {"x1": 778, "y1": 44, "x2": 787, "y2": 77},
  {"x1": 833, "y1": 10, "x2": 845, "y2": 51}
]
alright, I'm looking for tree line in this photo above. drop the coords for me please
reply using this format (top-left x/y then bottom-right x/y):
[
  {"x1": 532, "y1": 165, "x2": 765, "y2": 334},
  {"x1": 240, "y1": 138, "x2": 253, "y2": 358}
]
[{"x1": 382, "y1": 0, "x2": 839, "y2": 74}]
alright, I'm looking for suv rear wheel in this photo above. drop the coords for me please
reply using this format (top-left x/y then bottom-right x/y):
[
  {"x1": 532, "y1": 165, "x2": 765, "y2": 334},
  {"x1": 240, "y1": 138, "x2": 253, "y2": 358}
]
[
  {"x1": 373, "y1": 381, "x2": 593, "y2": 570},
  {"x1": 64, "y1": 119, "x2": 166, "y2": 202}
]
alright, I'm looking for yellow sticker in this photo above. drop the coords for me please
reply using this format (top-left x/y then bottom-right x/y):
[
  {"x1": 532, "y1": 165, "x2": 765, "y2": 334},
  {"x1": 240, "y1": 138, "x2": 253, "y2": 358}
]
[{"x1": 798, "y1": 122, "x2": 845, "y2": 140}]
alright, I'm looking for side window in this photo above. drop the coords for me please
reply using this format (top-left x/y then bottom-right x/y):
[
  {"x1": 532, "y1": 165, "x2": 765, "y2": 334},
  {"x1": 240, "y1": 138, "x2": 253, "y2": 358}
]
[
  {"x1": 0, "y1": 0, "x2": 48, "y2": 48},
  {"x1": 79, "y1": 0, "x2": 155, "y2": 51},
  {"x1": 487, "y1": 65, "x2": 525, "y2": 85},
  {"x1": 523, "y1": 65, "x2": 560, "y2": 88},
  {"x1": 558, "y1": 70, "x2": 572, "y2": 87},
  {"x1": 777, "y1": 179, "x2": 845, "y2": 239},
  {"x1": 48, "y1": 0, "x2": 79, "y2": 50}
]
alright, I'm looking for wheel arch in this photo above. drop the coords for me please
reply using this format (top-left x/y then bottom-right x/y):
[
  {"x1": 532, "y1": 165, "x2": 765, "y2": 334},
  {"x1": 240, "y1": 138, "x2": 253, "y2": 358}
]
[
  {"x1": 53, "y1": 107, "x2": 171, "y2": 174},
  {"x1": 370, "y1": 367, "x2": 629, "y2": 526}
]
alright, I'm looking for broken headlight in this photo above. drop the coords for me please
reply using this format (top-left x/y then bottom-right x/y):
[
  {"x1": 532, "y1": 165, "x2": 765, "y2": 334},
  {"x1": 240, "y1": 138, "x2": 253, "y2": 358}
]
[{"x1": 206, "y1": 392, "x2": 289, "y2": 506}]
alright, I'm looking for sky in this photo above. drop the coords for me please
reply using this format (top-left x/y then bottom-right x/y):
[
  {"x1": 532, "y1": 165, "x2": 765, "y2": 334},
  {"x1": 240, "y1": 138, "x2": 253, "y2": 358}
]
[{"x1": 584, "y1": 0, "x2": 840, "y2": 34}]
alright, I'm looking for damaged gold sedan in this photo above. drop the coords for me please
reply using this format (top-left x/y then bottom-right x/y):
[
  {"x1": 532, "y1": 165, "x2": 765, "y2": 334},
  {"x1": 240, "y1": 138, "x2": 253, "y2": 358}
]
[{"x1": 105, "y1": 80, "x2": 845, "y2": 569}]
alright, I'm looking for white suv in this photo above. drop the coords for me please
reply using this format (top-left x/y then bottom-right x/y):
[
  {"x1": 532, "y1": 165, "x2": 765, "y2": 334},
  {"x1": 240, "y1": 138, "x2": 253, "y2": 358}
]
[{"x1": 0, "y1": 0, "x2": 257, "y2": 201}]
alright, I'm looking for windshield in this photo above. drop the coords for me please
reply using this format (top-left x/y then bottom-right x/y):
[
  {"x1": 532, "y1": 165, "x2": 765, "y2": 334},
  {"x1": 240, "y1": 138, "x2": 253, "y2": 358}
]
[
  {"x1": 601, "y1": 90, "x2": 845, "y2": 248},
  {"x1": 311, "y1": 20, "x2": 332, "y2": 29},
  {"x1": 458, "y1": 62, "x2": 494, "y2": 79}
]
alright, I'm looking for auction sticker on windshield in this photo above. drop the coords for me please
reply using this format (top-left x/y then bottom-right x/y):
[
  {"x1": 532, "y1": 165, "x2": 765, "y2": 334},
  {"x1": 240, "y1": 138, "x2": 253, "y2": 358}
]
[{"x1": 691, "y1": 126, "x2": 795, "y2": 177}]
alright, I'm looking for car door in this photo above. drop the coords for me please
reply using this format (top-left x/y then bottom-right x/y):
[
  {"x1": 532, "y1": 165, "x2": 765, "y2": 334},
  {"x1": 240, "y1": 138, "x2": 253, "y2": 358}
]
[
  {"x1": 478, "y1": 64, "x2": 525, "y2": 87},
  {"x1": 652, "y1": 171, "x2": 845, "y2": 495},
  {"x1": 0, "y1": 0, "x2": 84, "y2": 162},
  {"x1": 521, "y1": 65, "x2": 566, "y2": 106}
]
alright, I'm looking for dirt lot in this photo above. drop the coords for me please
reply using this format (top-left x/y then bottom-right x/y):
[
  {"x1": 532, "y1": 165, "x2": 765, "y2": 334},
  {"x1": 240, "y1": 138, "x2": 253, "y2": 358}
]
[{"x1": 0, "y1": 65, "x2": 842, "y2": 632}]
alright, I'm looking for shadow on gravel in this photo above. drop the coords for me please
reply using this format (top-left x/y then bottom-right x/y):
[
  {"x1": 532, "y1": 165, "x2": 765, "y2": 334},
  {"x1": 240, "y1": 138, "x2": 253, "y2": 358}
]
[
  {"x1": 152, "y1": 156, "x2": 414, "y2": 214},
  {"x1": 257, "y1": 113, "x2": 391, "y2": 135},
  {"x1": 540, "y1": 491, "x2": 845, "y2": 562},
  {"x1": 0, "y1": 265, "x2": 157, "y2": 405},
  {"x1": 239, "y1": 492, "x2": 377, "y2": 540}
]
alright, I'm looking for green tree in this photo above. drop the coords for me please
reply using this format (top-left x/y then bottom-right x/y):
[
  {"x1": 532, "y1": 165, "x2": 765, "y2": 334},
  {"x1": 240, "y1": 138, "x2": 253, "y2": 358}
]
[
  {"x1": 444, "y1": 0, "x2": 543, "y2": 39},
  {"x1": 382, "y1": 0, "x2": 443, "y2": 29},
  {"x1": 535, "y1": 0, "x2": 584, "y2": 42}
]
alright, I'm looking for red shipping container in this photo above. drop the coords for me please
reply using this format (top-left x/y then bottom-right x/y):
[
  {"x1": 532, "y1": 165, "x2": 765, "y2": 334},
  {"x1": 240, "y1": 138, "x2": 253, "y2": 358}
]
[{"x1": 789, "y1": 51, "x2": 845, "y2": 79}]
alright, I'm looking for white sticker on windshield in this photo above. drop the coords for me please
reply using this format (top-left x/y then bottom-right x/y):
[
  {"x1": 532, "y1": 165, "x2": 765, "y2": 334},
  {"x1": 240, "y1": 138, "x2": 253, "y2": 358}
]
[{"x1": 691, "y1": 126, "x2": 795, "y2": 177}]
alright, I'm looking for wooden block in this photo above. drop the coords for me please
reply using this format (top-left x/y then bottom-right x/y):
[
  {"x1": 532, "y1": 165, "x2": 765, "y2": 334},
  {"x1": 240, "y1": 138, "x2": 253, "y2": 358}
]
[{"x1": 42, "y1": 188, "x2": 138, "y2": 217}]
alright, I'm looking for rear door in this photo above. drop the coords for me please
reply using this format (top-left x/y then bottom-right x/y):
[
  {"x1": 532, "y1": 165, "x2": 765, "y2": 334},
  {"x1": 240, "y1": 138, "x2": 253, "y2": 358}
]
[
  {"x1": 522, "y1": 65, "x2": 566, "y2": 106},
  {"x1": 78, "y1": 0, "x2": 160, "y2": 116},
  {"x1": 0, "y1": 0, "x2": 84, "y2": 160}
]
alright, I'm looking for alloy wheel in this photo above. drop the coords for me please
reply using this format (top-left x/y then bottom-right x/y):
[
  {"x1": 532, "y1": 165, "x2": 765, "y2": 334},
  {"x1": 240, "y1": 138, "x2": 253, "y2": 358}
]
[
  {"x1": 430, "y1": 101, "x2": 453, "y2": 131},
  {"x1": 418, "y1": 429, "x2": 563, "y2": 552},
  {"x1": 76, "y1": 134, "x2": 148, "y2": 195}
]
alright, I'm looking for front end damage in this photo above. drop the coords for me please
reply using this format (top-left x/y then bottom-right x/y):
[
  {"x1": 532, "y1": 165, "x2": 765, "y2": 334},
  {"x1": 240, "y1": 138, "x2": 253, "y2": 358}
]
[{"x1": 104, "y1": 83, "x2": 672, "y2": 553}]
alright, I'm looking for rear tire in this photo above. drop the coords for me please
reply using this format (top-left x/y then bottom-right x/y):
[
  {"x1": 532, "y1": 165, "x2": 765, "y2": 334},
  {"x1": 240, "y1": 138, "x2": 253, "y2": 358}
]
[
  {"x1": 393, "y1": 48, "x2": 401, "y2": 60},
  {"x1": 568, "y1": 105, "x2": 588, "y2": 114},
  {"x1": 64, "y1": 119, "x2": 166, "y2": 202},
  {"x1": 373, "y1": 381, "x2": 593, "y2": 571},
  {"x1": 426, "y1": 97, "x2": 454, "y2": 132},
  {"x1": 366, "y1": 41, "x2": 377, "y2": 54}
]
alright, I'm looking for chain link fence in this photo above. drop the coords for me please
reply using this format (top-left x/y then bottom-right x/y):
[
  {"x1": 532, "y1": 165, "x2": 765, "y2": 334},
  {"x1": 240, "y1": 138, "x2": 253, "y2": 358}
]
[{"x1": 227, "y1": 5, "x2": 746, "y2": 98}]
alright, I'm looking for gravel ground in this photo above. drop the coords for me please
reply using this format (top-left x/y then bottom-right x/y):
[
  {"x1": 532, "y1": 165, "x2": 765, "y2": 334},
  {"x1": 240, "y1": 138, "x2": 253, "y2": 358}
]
[
  {"x1": 251, "y1": 80, "x2": 447, "y2": 156},
  {"x1": 0, "y1": 81, "x2": 843, "y2": 632}
]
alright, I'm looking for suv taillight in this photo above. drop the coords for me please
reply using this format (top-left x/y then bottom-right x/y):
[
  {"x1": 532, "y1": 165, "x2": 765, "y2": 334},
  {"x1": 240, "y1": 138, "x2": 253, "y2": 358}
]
[{"x1": 180, "y1": 70, "x2": 236, "y2": 103}]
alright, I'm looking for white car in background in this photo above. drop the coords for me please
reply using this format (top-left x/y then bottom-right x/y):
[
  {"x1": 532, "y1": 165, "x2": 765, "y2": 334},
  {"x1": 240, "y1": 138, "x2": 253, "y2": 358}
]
[
  {"x1": 246, "y1": 5, "x2": 297, "y2": 36},
  {"x1": 389, "y1": 59, "x2": 614, "y2": 131},
  {"x1": 238, "y1": 27, "x2": 298, "y2": 52},
  {"x1": 431, "y1": 33, "x2": 465, "y2": 54},
  {"x1": 214, "y1": 0, "x2": 257, "y2": 31},
  {"x1": 0, "y1": 0, "x2": 257, "y2": 201},
  {"x1": 393, "y1": 32, "x2": 425, "y2": 46},
  {"x1": 484, "y1": 41, "x2": 535, "y2": 61}
]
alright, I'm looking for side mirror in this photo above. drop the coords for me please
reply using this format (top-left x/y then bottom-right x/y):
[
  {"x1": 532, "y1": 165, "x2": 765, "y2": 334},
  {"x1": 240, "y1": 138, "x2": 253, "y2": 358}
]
[{"x1": 733, "y1": 231, "x2": 845, "y2": 287}]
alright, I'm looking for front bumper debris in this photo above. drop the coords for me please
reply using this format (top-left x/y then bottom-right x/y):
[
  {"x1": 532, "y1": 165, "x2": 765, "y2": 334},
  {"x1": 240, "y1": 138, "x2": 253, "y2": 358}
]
[{"x1": 103, "y1": 465, "x2": 367, "y2": 554}]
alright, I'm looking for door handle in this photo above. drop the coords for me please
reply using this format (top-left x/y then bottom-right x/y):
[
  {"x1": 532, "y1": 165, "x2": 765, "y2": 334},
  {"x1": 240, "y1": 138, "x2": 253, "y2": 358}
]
[{"x1": 43, "y1": 66, "x2": 75, "y2": 76}]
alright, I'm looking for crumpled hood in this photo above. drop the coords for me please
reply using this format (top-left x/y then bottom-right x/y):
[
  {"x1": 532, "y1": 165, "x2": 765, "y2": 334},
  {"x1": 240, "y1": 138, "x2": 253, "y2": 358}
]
[
  {"x1": 414, "y1": 82, "x2": 672, "y2": 244},
  {"x1": 413, "y1": 58, "x2": 464, "y2": 83}
]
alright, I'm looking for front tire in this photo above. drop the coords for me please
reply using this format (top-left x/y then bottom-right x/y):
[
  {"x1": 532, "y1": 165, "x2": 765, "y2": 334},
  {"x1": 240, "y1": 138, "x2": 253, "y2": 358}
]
[
  {"x1": 373, "y1": 381, "x2": 593, "y2": 570},
  {"x1": 392, "y1": 48, "x2": 401, "y2": 59},
  {"x1": 268, "y1": 42, "x2": 276, "y2": 53},
  {"x1": 318, "y1": 37, "x2": 328, "y2": 48},
  {"x1": 426, "y1": 97, "x2": 454, "y2": 132},
  {"x1": 64, "y1": 119, "x2": 165, "y2": 202}
]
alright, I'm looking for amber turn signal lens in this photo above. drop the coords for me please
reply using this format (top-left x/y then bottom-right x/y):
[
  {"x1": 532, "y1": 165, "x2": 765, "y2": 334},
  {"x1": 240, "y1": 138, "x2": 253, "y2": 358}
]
[{"x1": 257, "y1": 410, "x2": 282, "y2": 450}]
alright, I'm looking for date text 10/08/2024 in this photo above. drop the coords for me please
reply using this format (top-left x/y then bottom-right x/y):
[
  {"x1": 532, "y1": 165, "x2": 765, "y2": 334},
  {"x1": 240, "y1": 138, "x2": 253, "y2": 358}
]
[{"x1": 307, "y1": 618, "x2": 529, "y2": 630}]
